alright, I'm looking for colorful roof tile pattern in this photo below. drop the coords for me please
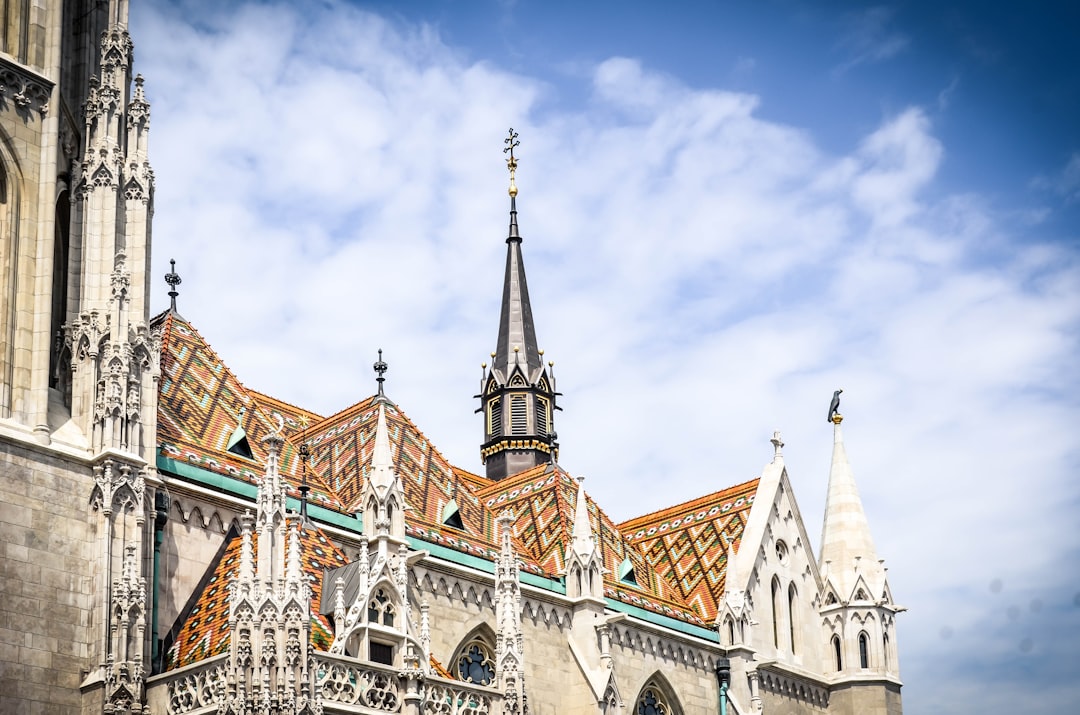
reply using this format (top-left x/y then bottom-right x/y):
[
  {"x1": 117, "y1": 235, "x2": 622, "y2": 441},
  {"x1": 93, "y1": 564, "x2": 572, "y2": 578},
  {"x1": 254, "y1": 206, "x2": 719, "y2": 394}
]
[
  {"x1": 157, "y1": 314, "x2": 760, "y2": 648},
  {"x1": 165, "y1": 524, "x2": 348, "y2": 670},
  {"x1": 475, "y1": 465, "x2": 705, "y2": 626},
  {"x1": 155, "y1": 312, "x2": 342, "y2": 510},
  {"x1": 619, "y1": 479, "x2": 759, "y2": 622}
]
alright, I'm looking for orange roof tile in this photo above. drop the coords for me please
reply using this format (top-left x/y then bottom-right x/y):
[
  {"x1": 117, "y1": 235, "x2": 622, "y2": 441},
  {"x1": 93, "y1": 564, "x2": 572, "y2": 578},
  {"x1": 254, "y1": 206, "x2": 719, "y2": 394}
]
[
  {"x1": 619, "y1": 478, "x2": 759, "y2": 622},
  {"x1": 165, "y1": 524, "x2": 348, "y2": 670}
]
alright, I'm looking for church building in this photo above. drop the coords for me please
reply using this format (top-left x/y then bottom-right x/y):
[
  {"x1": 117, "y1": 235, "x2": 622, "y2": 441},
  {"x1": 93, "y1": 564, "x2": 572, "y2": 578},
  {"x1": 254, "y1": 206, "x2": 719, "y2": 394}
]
[{"x1": 0, "y1": 3, "x2": 903, "y2": 714}]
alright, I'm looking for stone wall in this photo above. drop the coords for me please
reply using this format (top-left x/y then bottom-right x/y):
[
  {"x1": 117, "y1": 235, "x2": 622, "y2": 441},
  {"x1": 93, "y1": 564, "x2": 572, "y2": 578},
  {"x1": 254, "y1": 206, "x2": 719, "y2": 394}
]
[{"x1": 0, "y1": 437, "x2": 95, "y2": 714}]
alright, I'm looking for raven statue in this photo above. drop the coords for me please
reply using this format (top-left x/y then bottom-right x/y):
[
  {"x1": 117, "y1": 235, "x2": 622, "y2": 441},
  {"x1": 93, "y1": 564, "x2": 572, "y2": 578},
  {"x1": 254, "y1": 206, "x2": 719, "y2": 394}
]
[{"x1": 828, "y1": 389, "x2": 843, "y2": 423}]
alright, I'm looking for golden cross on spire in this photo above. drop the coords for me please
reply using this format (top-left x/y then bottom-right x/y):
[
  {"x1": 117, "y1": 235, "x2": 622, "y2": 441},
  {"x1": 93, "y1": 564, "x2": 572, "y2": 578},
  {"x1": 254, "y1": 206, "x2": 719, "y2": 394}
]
[{"x1": 504, "y1": 127, "x2": 520, "y2": 197}]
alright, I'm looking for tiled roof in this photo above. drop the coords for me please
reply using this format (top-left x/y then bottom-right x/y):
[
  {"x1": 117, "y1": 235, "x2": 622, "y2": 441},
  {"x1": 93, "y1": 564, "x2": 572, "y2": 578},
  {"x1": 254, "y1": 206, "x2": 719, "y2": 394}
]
[
  {"x1": 619, "y1": 479, "x2": 759, "y2": 622},
  {"x1": 155, "y1": 312, "x2": 342, "y2": 510},
  {"x1": 475, "y1": 465, "x2": 706, "y2": 626},
  {"x1": 165, "y1": 524, "x2": 348, "y2": 670},
  {"x1": 156, "y1": 313, "x2": 755, "y2": 637}
]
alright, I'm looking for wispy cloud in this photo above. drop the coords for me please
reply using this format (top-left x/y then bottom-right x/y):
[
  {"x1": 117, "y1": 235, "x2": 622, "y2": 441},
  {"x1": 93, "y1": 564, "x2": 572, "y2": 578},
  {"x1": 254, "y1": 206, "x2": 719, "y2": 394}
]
[
  {"x1": 1032, "y1": 152, "x2": 1080, "y2": 204},
  {"x1": 134, "y1": 2, "x2": 1080, "y2": 713},
  {"x1": 833, "y1": 6, "x2": 910, "y2": 76}
]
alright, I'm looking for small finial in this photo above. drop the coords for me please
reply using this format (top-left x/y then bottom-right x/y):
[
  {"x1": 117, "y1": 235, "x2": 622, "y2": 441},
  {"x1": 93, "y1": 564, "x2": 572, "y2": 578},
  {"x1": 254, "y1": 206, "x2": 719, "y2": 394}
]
[
  {"x1": 164, "y1": 258, "x2": 181, "y2": 312},
  {"x1": 771, "y1": 430, "x2": 784, "y2": 458},
  {"x1": 374, "y1": 349, "x2": 388, "y2": 398},
  {"x1": 504, "y1": 128, "x2": 520, "y2": 197}
]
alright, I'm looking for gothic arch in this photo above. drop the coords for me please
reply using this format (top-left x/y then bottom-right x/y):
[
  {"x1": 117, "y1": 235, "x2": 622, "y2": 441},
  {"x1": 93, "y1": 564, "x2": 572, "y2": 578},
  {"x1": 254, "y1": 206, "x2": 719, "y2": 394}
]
[
  {"x1": 858, "y1": 630, "x2": 871, "y2": 669},
  {"x1": 788, "y1": 582, "x2": 799, "y2": 654},
  {"x1": 770, "y1": 575, "x2": 782, "y2": 648},
  {"x1": 448, "y1": 623, "x2": 497, "y2": 687},
  {"x1": 0, "y1": 139, "x2": 23, "y2": 416},
  {"x1": 632, "y1": 672, "x2": 682, "y2": 715}
]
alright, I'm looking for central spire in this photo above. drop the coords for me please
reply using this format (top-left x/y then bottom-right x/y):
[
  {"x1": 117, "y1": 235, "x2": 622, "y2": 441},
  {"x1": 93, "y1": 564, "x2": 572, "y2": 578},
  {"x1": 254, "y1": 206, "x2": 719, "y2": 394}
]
[
  {"x1": 494, "y1": 128, "x2": 541, "y2": 378},
  {"x1": 478, "y1": 130, "x2": 559, "y2": 480}
]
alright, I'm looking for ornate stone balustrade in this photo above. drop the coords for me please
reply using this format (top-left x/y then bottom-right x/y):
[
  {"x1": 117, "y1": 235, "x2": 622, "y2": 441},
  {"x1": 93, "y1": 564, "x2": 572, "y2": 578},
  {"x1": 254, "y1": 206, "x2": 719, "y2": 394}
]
[
  {"x1": 421, "y1": 675, "x2": 500, "y2": 715},
  {"x1": 146, "y1": 653, "x2": 228, "y2": 715},
  {"x1": 146, "y1": 652, "x2": 502, "y2": 714},
  {"x1": 314, "y1": 652, "x2": 402, "y2": 711}
]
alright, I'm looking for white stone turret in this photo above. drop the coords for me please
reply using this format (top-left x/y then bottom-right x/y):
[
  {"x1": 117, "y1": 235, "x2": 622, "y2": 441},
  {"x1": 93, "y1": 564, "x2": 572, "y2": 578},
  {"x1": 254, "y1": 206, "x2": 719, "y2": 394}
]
[
  {"x1": 564, "y1": 476, "x2": 603, "y2": 601},
  {"x1": 495, "y1": 511, "x2": 528, "y2": 712},
  {"x1": 819, "y1": 419, "x2": 886, "y2": 602},
  {"x1": 361, "y1": 402, "x2": 407, "y2": 545},
  {"x1": 329, "y1": 400, "x2": 427, "y2": 680},
  {"x1": 62, "y1": 10, "x2": 158, "y2": 463},
  {"x1": 818, "y1": 415, "x2": 903, "y2": 713},
  {"x1": 223, "y1": 429, "x2": 319, "y2": 714}
]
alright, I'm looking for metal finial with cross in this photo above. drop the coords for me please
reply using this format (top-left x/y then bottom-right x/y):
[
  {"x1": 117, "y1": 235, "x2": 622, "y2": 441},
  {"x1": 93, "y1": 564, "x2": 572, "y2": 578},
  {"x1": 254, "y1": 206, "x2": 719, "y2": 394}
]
[
  {"x1": 164, "y1": 258, "x2": 181, "y2": 312},
  {"x1": 504, "y1": 128, "x2": 520, "y2": 197},
  {"x1": 373, "y1": 349, "x2": 388, "y2": 398}
]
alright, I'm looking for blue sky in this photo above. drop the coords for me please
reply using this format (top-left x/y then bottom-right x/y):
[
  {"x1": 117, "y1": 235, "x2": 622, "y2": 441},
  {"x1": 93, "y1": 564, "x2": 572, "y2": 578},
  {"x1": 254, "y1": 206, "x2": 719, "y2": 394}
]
[{"x1": 132, "y1": 1, "x2": 1079, "y2": 712}]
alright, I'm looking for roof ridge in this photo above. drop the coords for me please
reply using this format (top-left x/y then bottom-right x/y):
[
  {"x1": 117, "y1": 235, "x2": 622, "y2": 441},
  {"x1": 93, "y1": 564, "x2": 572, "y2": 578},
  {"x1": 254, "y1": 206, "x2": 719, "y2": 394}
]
[
  {"x1": 246, "y1": 388, "x2": 324, "y2": 422},
  {"x1": 618, "y1": 477, "x2": 760, "y2": 530}
]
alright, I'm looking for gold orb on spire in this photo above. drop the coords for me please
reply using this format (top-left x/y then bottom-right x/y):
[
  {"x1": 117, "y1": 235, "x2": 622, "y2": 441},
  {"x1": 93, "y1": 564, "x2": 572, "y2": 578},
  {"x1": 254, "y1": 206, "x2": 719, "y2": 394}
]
[{"x1": 504, "y1": 127, "x2": 520, "y2": 197}]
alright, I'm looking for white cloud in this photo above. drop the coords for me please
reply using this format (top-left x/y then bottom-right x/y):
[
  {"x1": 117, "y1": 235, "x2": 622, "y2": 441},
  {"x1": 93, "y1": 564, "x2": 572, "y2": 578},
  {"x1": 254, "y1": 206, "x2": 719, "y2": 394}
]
[{"x1": 134, "y1": 2, "x2": 1080, "y2": 712}]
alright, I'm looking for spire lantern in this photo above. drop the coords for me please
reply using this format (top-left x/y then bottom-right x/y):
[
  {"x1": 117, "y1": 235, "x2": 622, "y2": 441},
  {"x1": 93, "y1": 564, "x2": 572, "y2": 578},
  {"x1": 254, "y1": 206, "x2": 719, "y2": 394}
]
[{"x1": 479, "y1": 130, "x2": 560, "y2": 480}]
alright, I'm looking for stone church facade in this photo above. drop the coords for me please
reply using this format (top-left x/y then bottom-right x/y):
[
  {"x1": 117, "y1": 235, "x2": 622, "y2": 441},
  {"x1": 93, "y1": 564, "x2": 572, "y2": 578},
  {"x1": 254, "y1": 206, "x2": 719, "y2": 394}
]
[{"x1": 0, "y1": 3, "x2": 903, "y2": 714}]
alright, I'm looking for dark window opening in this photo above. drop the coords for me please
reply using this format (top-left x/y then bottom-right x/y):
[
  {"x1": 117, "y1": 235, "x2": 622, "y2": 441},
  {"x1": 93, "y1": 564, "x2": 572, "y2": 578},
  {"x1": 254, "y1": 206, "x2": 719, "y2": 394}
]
[{"x1": 370, "y1": 641, "x2": 393, "y2": 666}]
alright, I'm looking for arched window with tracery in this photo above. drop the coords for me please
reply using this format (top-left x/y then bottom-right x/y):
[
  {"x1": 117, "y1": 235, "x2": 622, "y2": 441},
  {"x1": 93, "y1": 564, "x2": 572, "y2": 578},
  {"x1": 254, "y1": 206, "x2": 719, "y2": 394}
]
[
  {"x1": 858, "y1": 631, "x2": 870, "y2": 668},
  {"x1": 635, "y1": 681, "x2": 679, "y2": 715},
  {"x1": 367, "y1": 588, "x2": 395, "y2": 627},
  {"x1": 454, "y1": 637, "x2": 495, "y2": 686}
]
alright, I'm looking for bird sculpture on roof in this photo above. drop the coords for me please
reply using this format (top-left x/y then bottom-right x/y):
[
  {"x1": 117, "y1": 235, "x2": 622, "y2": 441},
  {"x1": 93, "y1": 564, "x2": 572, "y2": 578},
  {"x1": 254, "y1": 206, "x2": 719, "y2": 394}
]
[{"x1": 828, "y1": 389, "x2": 843, "y2": 423}]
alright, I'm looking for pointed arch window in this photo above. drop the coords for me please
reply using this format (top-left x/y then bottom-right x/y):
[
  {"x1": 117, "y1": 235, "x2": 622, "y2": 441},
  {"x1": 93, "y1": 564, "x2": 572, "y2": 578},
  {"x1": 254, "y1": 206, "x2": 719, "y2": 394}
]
[
  {"x1": 724, "y1": 617, "x2": 735, "y2": 646},
  {"x1": 455, "y1": 637, "x2": 495, "y2": 686},
  {"x1": 858, "y1": 631, "x2": 870, "y2": 669},
  {"x1": 883, "y1": 632, "x2": 890, "y2": 670},
  {"x1": 488, "y1": 398, "x2": 502, "y2": 437},
  {"x1": 770, "y1": 577, "x2": 781, "y2": 648},
  {"x1": 787, "y1": 583, "x2": 798, "y2": 654},
  {"x1": 832, "y1": 634, "x2": 843, "y2": 671},
  {"x1": 367, "y1": 588, "x2": 395, "y2": 627},
  {"x1": 635, "y1": 682, "x2": 677, "y2": 715}
]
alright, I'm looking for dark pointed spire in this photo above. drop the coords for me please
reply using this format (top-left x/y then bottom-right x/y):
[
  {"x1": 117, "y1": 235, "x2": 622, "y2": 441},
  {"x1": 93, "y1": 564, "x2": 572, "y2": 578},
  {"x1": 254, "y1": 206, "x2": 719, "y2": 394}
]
[
  {"x1": 164, "y1": 258, "x2": 181, "y2": 313},
  {"x1": 495, "y1": 128, "x2": 541, "y2": 378},
  {"x1": 479, "y1": 130, "x2": 560, "y2": 480}
]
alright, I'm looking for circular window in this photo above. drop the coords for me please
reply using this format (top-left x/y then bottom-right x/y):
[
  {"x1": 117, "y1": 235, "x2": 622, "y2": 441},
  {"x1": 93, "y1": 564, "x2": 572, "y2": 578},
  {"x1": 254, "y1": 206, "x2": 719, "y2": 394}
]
[{"x1": 775, "y1": 540, "x2": 789, "y2": 565}]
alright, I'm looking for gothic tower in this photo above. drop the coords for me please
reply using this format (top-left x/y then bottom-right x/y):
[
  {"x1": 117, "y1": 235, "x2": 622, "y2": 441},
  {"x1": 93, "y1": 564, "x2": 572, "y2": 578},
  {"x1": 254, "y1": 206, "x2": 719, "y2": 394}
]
[
  {"x1": 819, "y1": 409, "x2": 904, "y2": 715},
  {"x1": 0, "y1": 3, "x2": 159, "y2": 713},
  {"x1": 479, "y1": 130, "x2": 559, "y2": 480}
]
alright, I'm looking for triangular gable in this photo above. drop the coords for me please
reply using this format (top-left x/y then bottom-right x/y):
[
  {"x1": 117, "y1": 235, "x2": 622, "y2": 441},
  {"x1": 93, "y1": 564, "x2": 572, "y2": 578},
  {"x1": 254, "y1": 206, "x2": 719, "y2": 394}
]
[
  {"x1": 165, "y1": 523, "x2": 348, "y2": 670},
  {"x1": 619, "y1": 478, "x2": 759, "y2": 623},
  {"x1": 155, "y1": 313, "x2": 342, "y2": 511}
]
